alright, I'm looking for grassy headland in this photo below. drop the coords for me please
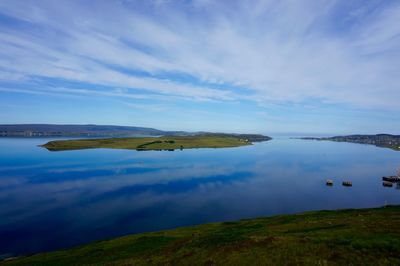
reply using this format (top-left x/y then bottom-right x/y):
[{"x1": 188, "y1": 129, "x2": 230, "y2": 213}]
[
  {"x1": 3, "y1": 206, "x2": 400, "y2": 265},
  {"x1": 41, "y1": 135, "x2": 265, "y2": 151},
  {"x1": 300, "y1": 134, "x2": 400, "y2": 151}
]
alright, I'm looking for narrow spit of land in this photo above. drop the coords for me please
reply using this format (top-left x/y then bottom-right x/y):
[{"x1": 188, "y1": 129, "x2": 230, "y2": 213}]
[
  {"x1": 2, "y1": 206, "x2": 400, "y2": 265},
  {"x1": 41, "y1": 134, "x2": 271, "y2": 151}
]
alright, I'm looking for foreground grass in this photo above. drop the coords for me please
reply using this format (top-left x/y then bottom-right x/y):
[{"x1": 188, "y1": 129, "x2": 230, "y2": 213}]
[
  {"x1": 41, "y1": 136, "x2": 251, "y2": 151},
  {"x1": 3, "y1": 206, "x2": 400, "y2": 265}
]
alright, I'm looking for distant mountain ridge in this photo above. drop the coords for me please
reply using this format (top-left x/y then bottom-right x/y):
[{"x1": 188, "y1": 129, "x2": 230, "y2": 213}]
[
  {"x1": 0, "y1": 124, "x2": 185, "y2": 137},
  {"x1": 0, "y1": 124, "x2": 271, "y2": 142}
]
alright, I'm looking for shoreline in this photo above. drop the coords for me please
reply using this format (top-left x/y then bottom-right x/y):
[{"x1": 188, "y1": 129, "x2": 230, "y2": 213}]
[{"x1": 2, "y1": 205, "x2": 400, "y2": 265}]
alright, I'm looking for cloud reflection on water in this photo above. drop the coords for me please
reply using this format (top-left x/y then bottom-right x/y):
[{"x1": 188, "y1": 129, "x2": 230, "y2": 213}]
[{"x1": 0, "y1": 138, "x2": 400, "y2": 256}]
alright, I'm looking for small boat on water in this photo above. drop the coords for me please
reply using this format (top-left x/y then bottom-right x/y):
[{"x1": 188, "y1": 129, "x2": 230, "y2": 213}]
[
  {"x1": 382, "y1": 176, "x2": 400, "y2": 182},
  {"x1": 383, "y1": 181, "x2": 393, "y2": 187},
  {"x1": 342, "y1": 181, "x2": 352, "y2": 187},
  {"x1": 383, "y1": 168, "x2": 400, "y2": 182},
  {"x1": 326, "y1": 179, "x2": 333, "y2": 186}
]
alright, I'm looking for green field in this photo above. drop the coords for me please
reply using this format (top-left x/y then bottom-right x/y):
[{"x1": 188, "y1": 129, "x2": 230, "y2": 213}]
[
  {"x1": 3, "y1": 206, "x2": 400, "y2": 265},
  {"x1": 41, "y1": 136, "x2": 252, "y2": 151}
]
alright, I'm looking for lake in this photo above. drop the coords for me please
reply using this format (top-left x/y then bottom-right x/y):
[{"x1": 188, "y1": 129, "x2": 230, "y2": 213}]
[{"x1": 1, "y1": 137, "x2": 400, "y2": 258}]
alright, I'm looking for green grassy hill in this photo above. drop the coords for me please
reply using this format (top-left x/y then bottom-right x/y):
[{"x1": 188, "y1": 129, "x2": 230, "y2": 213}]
[
  {"x1": 41, "y1": 136, "x2": 252, "y2": 151},
  {"x1": 3, "y1": 206, "x2": 400, "y2": 265}
]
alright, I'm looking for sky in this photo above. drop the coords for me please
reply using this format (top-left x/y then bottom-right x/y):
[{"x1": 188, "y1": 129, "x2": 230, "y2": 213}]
[{"x1": 0, "y1": 0, "x2": 399, "y2": 135}]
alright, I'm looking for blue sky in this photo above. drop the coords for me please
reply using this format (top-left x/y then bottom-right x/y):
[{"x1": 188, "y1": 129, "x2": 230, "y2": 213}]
[{"x1": 0, "y1": 0, "x2": 399, "y2": 134}]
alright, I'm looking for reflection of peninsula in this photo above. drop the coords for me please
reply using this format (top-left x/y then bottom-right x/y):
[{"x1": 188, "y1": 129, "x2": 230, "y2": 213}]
[{"x1": 300, "y1": 134, "x2": 400, "y2": 151}]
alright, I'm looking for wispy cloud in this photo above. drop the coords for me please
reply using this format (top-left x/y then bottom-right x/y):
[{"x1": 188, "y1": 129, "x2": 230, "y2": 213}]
[
  {"x1": 0, "y1": 0, "x2": 399, "y2": 113},
  {"x1": 118, "y1": 100, "x2": 168, "y2": 112}
]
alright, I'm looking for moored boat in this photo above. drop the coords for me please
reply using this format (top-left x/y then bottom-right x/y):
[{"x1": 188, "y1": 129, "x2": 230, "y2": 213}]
[
  {"x1": 382, "y1": 176, "x2": 400, "y2": 182},
  {"x1": 342, "y1": 181, "x2": 352, "y2": 187}
]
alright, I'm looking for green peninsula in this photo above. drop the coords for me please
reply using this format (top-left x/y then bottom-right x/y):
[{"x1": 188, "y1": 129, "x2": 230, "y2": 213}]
[
  {"x1": 3, "y1": 206, "x2": 400, "y2": 265},
  {"x1": 41, "y1": 134, "x2": 271, "y2": 151}
]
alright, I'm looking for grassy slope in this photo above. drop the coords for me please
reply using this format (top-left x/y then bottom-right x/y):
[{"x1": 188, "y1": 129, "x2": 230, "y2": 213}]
[
  {"x1": 3, "y1": 206, "x2": 400, "y2": 265},
  {"x1": 41, "y1": 136, "x2": 250, "y2": 151}
]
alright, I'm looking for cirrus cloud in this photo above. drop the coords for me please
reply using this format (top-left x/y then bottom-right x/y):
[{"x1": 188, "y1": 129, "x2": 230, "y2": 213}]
[{"x1": 0, "y1": 0, "x2": 399, "y2": 121}]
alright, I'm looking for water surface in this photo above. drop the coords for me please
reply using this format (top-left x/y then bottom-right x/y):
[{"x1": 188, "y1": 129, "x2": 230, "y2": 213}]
[{"x1": 1, "y1": 137, "x2": 400, "y2": 257}]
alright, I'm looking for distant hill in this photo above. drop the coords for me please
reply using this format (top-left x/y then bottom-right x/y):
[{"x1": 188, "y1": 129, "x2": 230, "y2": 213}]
[
  {"x1": 300, "y1": 134, "x2": 400, "y2": 151},
  {"x1": 0, "y1": 124, "x2": 271, "y2": 141},
  {"x1": 0, "y1": 124, "x2": 185, "y2": 137}
]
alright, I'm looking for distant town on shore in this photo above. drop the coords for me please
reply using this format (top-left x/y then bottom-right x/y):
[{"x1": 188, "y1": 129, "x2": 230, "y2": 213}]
[{"x1": 300, "y1": 134, "x2": 400, "y2": 151}]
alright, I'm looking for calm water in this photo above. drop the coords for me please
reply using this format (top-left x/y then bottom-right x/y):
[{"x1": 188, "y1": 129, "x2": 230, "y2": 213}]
[{"x1": 1, "y1": 137, "x2": 400, "y2": 257}]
